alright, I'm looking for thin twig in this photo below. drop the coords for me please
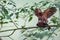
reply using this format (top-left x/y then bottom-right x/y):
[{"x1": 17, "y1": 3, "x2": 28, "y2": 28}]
[
  {"x1": 1, "y1": 5, "x2": 18, "y2": 28},
  {"x1": 0, "y1": 25, "x2": 58, "y2": 32},
  {"x1": 9, "y1": 36, "x2": 14, "y2": 40},
  {"x1": 47, "y1": 27, "x2": 59, "y2": 40},
  {"x1": 0, "y1": 37, "x2": 2, "y2": 40},
  {"x1": 0, "y1": 18, "x2": 3, "y2": 30},
  {"x1": 10, "y1": 18, "x2": 18, "y2": 28},
  {"x1": 0, "y1": 30, "x2": 15, "y2": 37}
]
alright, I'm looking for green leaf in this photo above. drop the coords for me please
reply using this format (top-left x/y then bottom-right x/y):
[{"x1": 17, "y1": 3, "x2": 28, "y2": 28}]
[
  {"x1": 9, "y1": 20, "x2": 13, "y2": 22},
  {"x1": 3, "y1": 0, "x2": 6, "y2": 3},
  {"x1": 29, "y1": 14, "x2": 33, "y2": 16},
  {"x1": 2, "y1": 6, "x2": 8, "y2": 15},
  {"x1": 34, "y1": 2, "x2": 38, "y2": 6},
  {"x1": 0, "y1": 22, "x2": 8, "y2": 24},
  {"x1": 28, "y1": 16, "x2": 33, "y2": 22},
  {"x1": 39, "y1": 1, "x2": 44, "y2": 3},
  {"x1": 54, "y1": 33, "x2": 57, "y2": 36},
  {"x1": 15, "y1": 12, "x2": 19, "y2": 15},
  {"x1": 21, "y1": 29, "x2": 25, "y2": 33},
  {"x1": 50, "y1": 17, "x2": 58, "y2": 23},
  {"x1": 41, "y1": 1, "x2": 49, "y2": 6},
  {"x1": 13, "y1": 5, "x2": 16, "y2": 7},
  {"x1": 33, "y1": 32, "x2": 44, "y2": 39},
  {"x1": 24, "y1": 6, "x2": 29, "y2": 8},
  {"x1": 15, "y1": 12, "x2": 19, "y2": 19},
  {"x1": 33, "y1": 32, "x2": 48, "y2": 39},
  {"x1": 21, "y1": 26, "x2": 25, "y2": 28},
  {"x1": 8, "y1": 0, "x2": 15, "y2": 5},
  {"x1": 2, "y1": 6, "x2": 11, "y2": 19},
  {"x1": 16, "y1": 15, "x2": 18, "y2": 19},
  {"x1": 20, "y1": 8, "x2": 23, "y2": 12},
  {"x1": 43, "y1": 2, "x2": 49, "y2": 5},
  {"x1": 30, "y1": 6, "x2": 35, "y2": 10},
  {"x1": 0, "y1": 16, "x2": 4, "y2": 20},
  {"x1": 9, "y1": 13, "x2": 13, "y2": 17},
  {"x1": 21, "y1": 26, "x2": 26, "y2": 33},
  {"x1": 1, "y1": 12, "x2": 5, "y2": 19},
  {"x1": 8, "y1": 2, "x2": 12, "y2": 5},
  {"x1": 20, "y1": 8, "x2": 28, "y2": 13},
  {"x1": 55, "y1": 2, "x2": 60, "y2": 9}
]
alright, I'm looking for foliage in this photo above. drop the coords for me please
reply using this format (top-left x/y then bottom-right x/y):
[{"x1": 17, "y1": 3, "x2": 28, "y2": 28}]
[
  {"x1": 50, "y1": 16, "x2": 58, "y2": 24},
  {"x1": 0, "y1": 0, "x2": 60, "y2": 40}
]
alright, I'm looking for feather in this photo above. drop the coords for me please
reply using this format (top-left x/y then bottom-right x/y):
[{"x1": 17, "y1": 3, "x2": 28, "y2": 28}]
[
  {"x1": 34, "y1": 8, "x2": 42, "y2": 17},
  {"x1": 34, "y1": 7, "x2": 57, "y2": 30},
  {"x1": 42, "y1": 7, "x2": 57, "y2": 18}
]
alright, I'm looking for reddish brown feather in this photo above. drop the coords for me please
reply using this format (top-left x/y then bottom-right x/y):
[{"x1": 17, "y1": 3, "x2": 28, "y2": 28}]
[
  {"x1": 34, "y1": 7, "x2": 57, "y2": 29},
  {"x1": 34, "y1": 8, "x2": 42, "y2": 17},
  {"x1": 42, "y1": 7, "x2": 57, "y2": 18}
]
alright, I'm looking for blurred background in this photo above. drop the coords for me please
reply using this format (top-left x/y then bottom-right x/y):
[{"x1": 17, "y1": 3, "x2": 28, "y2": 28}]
[{"x1": 0, "y1": 0, "x2": 60, "y2": 40}]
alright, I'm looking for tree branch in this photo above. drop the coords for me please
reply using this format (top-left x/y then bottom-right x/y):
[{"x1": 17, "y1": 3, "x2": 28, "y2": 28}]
[{"x1": 0, "y1": 25, "x2": 59, "y2": 33}]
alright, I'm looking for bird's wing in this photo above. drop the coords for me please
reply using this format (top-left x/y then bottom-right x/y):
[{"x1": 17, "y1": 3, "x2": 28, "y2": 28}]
[{"x1": 42, "y1": 7, "x2": 57, "y2": 18}]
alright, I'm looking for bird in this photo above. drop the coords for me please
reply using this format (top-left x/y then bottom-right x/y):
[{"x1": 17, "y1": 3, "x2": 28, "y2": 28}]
[{"x1": 34, "y1": 7, "x2": 57, "y2": 30}]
